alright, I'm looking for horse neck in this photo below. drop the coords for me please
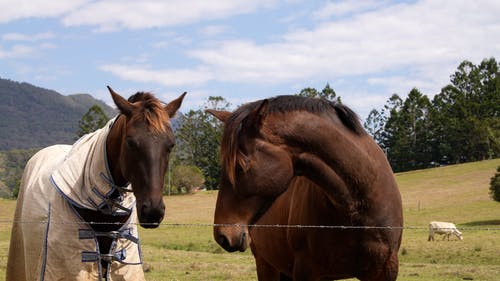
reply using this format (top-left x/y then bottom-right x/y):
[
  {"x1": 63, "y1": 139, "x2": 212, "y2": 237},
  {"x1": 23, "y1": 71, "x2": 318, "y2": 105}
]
[
  {"x1": 273, "y1": 113, "x2": 377, "y2": 185},
  {"x1": 269, "y1": 113, "x2": 389, "y2": 214},
  {"x1": 105, "y1": 115, "x2": 128, "y2": 187}
]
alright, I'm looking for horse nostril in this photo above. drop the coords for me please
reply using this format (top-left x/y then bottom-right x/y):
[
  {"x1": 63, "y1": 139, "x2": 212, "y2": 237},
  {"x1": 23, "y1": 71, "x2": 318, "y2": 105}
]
[
  {"x1": 218, "y1": 234, "x2": 230, "y2": 249},
  {"x1": 240, "y1": 232, "x2": 246, "y2": 244},
  {"x1": 140, "y1": 203, "x2": 150, "y2": 216},
  {"x1": 239, "y1": 232, "x2": 248, "y2": 252}
]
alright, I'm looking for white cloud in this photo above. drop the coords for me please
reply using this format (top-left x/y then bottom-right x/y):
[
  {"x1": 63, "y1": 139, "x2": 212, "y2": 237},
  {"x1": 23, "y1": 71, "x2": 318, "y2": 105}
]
[
  {"x1": 115, "y1": 0, "x2": 498, "y2": 116},
  {"x1": 0, "y1": 44, "x2": 35, "y2": 59},
  {"x1": 97, "y1": 0, "x2": 500, "y2": 112},
  {"x1": 198, "y1": 25, "x2": 229, "y2": 37},
  {"x1": 100, "y1": 64, "x2": 214, "y2": 87},
  {"x1": 342, "y1": 91, "x2": 389, "y2": 118},
  {"x1": 185, "y1": 0, "x2": 500, "y2": 89},
  {"x1": 313, "y1": 0, "x2": 390, "y2": 19},
  {"x1": 0, "y1": 31, "x2": 57, "y2": 61},
  {"x1": 0, "y1": 0, "x2": 88, "y2": 23},
  {"x1": 0, "y1": 0, "x2": 278, "y2": 31},
  {"x1": 2, "y1": 31, "x2": 55, "y2": 42},
  {"x1": 62, "y1": 0, "x2": 279, "y2": 30}
]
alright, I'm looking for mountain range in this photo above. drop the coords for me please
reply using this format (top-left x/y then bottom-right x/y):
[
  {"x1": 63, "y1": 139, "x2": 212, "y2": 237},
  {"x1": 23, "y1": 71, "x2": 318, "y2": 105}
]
[{"x1": 0, "y1": 77, "x2": 116, "y2": 150}]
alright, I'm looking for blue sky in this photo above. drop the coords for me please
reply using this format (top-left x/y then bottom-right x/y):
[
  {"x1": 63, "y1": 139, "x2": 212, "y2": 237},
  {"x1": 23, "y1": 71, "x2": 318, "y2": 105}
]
[{"x1": 1, "y1": 0, "x2": 499, "y2": 119}]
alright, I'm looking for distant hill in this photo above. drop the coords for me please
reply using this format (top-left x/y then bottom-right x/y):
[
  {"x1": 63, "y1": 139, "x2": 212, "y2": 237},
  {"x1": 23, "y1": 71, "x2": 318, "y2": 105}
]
[{"x1": 0, "y1": 78, "x2": 116, "y2": 150}]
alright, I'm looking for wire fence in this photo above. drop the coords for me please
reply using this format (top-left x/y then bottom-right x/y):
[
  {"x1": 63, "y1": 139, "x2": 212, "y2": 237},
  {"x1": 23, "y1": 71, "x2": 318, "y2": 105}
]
[{"x1": 1, "y1": 220, "x2": 499, "y2": 231}]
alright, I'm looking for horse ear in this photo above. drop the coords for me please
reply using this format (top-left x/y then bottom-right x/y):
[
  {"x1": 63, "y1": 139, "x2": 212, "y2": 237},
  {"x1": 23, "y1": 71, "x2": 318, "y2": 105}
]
[
  {"x1": 165, "y1": 92, "x2": 187, "y2": 118},
  {"x1": 247, "y1": 99, "x2": 268, "y2": 128},
  {"x1": 108, "y1": 86, "x2": 134, "y2": 116},
  {"x1": 206, "y1": 109, "x2": 232, "y2": 123}
]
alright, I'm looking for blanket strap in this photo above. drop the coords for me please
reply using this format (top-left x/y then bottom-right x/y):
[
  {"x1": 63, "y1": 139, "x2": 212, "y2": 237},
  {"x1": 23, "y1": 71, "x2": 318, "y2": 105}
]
[
  {"x1": 100, "y1": 172, "x2": 133, "y2": 193},
  {"x1": 79, "y1": 229, "x2": 141, "y2": 266},
  {"x1": 90, "y1": 187, "x2": 132, "y2": 215},
  {"x1": 81, "y1": 249, "x2": 139, "y2": 265},
  {"x1": 104, "y1": 198, "x2": 133, "y2": 215},
  {"x1": 79, "y1": 229, "x2": 139, "y2": 244}
]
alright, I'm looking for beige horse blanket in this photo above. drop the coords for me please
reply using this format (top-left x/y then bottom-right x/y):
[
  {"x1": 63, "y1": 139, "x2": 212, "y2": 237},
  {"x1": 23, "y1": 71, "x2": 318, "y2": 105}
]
[{"x1": 7, "y1": 118, "x2": 145, "y2": 281}]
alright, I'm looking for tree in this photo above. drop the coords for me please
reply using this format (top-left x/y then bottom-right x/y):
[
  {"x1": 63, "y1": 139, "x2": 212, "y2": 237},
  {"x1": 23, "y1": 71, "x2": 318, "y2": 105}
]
[
  {"x1": 379, "y1": 94, "x2": 405, "y2": 170},
  {"x1": 297, "y1": 87, "x2": 319, "y2": 98},
  {"x1": 175, "y1": 96, "x2": 229, "y2": 190},
  {"x1": 490, "y1": 166, "x2": 500, "y2": 202},
  {"x1": 375, "y1": 90, "x2": 431, "y2": 171},
  {"x1": 297, "y1": 83, "x2": 341, "y2": 102},
  {"x1": 368, "y1": 57, "x2": 500, "y2": 172},
  {"x1": 171, "y1": 165, "x2": 205, "y2": 194},
  {"x1": 76, "y1": 105, "x2": 109, "y2": 138},
  {"x1": 364, "y1": 109, "x2": 386, "y2": 146},
  {"x1": 401, "y1": 88, "x2": 432, "y2": 169},
  {"x1": 432, "y1": 58, "x2": 500, "y2": 163}
]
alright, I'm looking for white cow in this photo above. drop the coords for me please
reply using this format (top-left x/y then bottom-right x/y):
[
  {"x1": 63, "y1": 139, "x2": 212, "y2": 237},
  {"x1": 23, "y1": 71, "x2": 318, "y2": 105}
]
[{"x1": 428, "y1": 221, "x2": 463, "y2": 241}]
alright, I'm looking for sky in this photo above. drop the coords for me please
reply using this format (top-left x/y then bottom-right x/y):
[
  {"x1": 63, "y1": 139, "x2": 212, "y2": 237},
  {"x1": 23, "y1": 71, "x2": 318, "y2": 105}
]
[{"x1": 1, "y1": 0, "x2": 499, "y2": 120}]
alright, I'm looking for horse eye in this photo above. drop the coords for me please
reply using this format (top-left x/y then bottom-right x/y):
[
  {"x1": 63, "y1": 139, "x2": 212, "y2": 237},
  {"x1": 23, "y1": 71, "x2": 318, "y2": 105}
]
[
  {"x1": 166, "y1": 142, "x2": 174, "y2": 152},
  {"x1": 167, "y1": 142, "x2": 175, "y2": 151},
  {"x1": 126, "y1": 138, "x2": 138, "y2": 149}
]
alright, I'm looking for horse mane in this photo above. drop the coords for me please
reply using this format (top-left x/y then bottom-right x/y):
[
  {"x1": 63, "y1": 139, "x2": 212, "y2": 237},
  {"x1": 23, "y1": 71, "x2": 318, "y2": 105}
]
[
  {"x1": 221, "y1": 95, "x2": 365, "y2": 185},
  {"x1": 127, "y1": 92, "x2": 168, "y2": 134}
]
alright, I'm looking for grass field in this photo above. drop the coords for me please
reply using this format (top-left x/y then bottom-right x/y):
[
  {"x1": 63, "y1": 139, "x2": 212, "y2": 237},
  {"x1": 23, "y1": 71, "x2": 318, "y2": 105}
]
[{"x1": 1, "y1": 159, "x2": 499, "y2": 280}]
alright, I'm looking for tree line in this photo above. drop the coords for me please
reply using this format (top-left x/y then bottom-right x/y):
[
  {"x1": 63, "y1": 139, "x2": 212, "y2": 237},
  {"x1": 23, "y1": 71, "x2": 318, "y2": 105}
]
[
  {"x1": 175, "y1": 58, "x2": 498, "y2": 190},
  {"x1": 365, "y1": 58, "x2": 499, "y2": 172}
]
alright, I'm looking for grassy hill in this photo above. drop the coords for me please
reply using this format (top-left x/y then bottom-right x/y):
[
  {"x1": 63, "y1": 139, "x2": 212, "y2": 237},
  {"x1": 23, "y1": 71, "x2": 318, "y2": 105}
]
[
  {"x1": 0, "y1": 159, "x2": 499, "y2": 280},
  {"x1": 0, "y1": 77, "x2": 116, "y2": 150}
]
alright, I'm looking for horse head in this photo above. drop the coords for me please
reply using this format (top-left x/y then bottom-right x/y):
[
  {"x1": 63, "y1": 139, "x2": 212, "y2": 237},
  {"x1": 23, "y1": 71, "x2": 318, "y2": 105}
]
[
  {"x1": 207, "y1": 99, "x2": 295, "y2": 251},
  {"x1": 208, "y1": 100, "x2": 294, "y2": 198},
  {"x1": 107, "y1": 86, "x2": 185, "y2": 228}
]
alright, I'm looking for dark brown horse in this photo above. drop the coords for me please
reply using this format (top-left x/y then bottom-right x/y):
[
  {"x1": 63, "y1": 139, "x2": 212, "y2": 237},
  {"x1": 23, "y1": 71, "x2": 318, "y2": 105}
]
[
  {"x1": 7, "y1": 87, "x2": 185, "y2": 281},
  {"x1": 207, "y1": 95, "x2": 403, "y2": 281}
]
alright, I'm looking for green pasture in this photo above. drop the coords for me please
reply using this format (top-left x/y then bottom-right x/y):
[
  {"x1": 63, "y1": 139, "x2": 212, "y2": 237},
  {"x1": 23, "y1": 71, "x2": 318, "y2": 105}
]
[{"x1": 1, "y1": 159, "x2": 499, "y2": 280}]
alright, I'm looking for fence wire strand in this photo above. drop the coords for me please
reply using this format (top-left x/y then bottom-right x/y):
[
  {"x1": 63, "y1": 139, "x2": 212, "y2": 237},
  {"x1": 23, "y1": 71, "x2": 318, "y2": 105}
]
[{"x1": 0, "y1": 220, "x2": 499, "y2": 231}]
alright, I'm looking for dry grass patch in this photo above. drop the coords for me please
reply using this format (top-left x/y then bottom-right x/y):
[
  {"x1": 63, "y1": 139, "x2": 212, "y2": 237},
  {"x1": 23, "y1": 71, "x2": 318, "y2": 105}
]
[{"x1": 397, "y1": 159, "x2": 500, "y2": 211}]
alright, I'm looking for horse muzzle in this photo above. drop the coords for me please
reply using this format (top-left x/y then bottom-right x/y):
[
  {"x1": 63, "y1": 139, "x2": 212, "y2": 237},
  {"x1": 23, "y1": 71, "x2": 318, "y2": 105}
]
[
  {"x1": 137, "y1": 200, "x2": 165, "y2": 228},
  {"x1": 214, "y1": 226, "x2": 249, "y2": 252}
]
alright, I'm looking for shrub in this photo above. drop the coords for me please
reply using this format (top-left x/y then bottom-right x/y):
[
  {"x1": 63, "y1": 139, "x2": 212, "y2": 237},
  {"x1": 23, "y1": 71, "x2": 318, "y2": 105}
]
[
  {"x1": 489, "y1": 166, "x2": 500, "y2": 202},
  {"x1": 171, "y1": 165, "x2": 205, "y2": 194}
]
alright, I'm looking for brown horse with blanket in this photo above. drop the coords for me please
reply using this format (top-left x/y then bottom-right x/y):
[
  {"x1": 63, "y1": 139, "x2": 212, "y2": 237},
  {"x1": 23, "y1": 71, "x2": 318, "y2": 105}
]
[
  {"x1": 207, "y1": 95, "x2": 403, "y2": 281},
  {"x1": 7, "y1": 87, "x2": 185, "y2": 281}
]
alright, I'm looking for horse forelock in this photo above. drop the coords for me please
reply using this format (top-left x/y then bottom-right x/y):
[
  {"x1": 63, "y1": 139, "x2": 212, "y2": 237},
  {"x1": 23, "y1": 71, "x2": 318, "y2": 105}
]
[
  {"x1": 221, "y1": 108, "x2": 249, "y2": 186},
  {"x1": 127, "y1": 92, "x2": 169, "y2": 134}
]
